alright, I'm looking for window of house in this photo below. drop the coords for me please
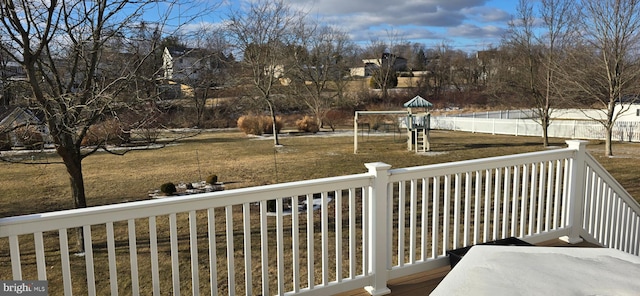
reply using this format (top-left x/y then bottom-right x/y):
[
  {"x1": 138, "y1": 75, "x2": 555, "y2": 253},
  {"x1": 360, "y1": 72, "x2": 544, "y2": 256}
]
[{"x1": 637, "y1": 109, "x2": 640, "y2": 116}]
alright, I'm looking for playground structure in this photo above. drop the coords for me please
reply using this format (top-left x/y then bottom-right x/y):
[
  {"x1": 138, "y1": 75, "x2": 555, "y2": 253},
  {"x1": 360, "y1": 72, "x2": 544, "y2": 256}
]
[
  {"x1": 406, "y1": 112, "x2": 431, "y2": 152},
  {"x1": 353, "y1": 110, "x2": 407, "y2": 154},
  {"x1": 353, "y1": 96, "x2": 433, "y2": 154}
]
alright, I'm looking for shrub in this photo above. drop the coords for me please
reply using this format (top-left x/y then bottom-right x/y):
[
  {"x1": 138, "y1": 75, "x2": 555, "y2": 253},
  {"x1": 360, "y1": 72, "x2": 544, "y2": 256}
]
[
  {"x1": 206, "y1": 174, "x2": 218, "y2": 184},
  {"x1": 237, "y1": 114, "x2": 283, "y2": 135},
  {"x1": 264, "y1": 116, "x2": 284, "y2": 134},
  {"x1": 323, "y1": 109, "x2": 351, "y2": 131},
  {"x1": 14, "y1": 126, "x2": 44, "y2": 149},
  {"x1": 295, "y1": 116, "x2": 319, "y2": 133},
  {"x1": 82, "y1": 119, "x2": 129, "y2": 146},
  {"x1": 160, "y1": 182, "x2": 177, "y2": 195},
  {"x1": 237, "y1": 115, "x2": 261, "y2": 135}
]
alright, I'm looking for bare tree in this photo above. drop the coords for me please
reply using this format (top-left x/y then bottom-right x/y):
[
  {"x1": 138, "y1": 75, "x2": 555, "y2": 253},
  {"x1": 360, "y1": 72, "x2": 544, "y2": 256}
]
[
  {"x1": 331, "y1": 39, "x2": 361, "y2": 113},
  {"x1": 561, "y1": 0, "x2": 640, "y2": 156},
  {"x1": 0, "y1": 49, "x2": 12, "y2": 106},
  {"x1": 289, "y1": 24, "x2": 354, "y2": 127},
  {"x1": 366, "y1": 30, "x2": 405, "y2": 104},
  {"x1": 226, "y1": 0, "x2": 305, "y2": 146},
  {"x1": 476, "y1": 46, "x2": 501, "y2": 89},
  {"x1": 168, "y1": 26, "x2": 233, "y2": 127},
  {"x1": 539, "y1": 0, "x2": 576, "y2": 145},
  {"x1": 0, "y1": 0, "x2": 208, "y2": 216},
  {"x1": 504, "y1": 0, "x2": 575, "y2": 146},
  {"x1": 426, "y1": 42, "x2": 456, "y2": 101},
  {"x1": 411, "y1": 43, "x2": 428, "y2": 72},
  {"x1": 128, "y1": 22, "x2": 164, "y2": 101}
]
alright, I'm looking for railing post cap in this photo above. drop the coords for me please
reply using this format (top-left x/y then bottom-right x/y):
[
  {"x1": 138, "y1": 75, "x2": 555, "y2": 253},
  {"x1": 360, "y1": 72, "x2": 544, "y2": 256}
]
[
  {"x1": 364, "y1": 162, "x2": 392, "y2": 171},
  {"x1": 565, "y1": 140, "x2": 589, "y2": 150}
]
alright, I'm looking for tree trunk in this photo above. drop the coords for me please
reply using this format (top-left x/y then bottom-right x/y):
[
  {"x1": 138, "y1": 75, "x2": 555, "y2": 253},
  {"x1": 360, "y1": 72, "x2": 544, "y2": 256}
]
[
  {"x1": 315, "y1": 107, "x2": 323, "y2": 129},
  {"x1": 542, "y1": 115, "x2": 549, "y2": 147},
  {"x1": 196, "y1": 88, "x2": 209, "y2": 128},
  {"x1": 605, "y1": 100, "x2": 615, "y2": 157},
  {"x1": 58, "y1": 145, "x2": 87, "y2": 252},
  {"x1": 266, "y1": 102, "x2": 280, "y2": 146},
  {"x1": 65, "y1": 157, "x2": 87, "y2": 210},
  {"x1": 605, "y1": 127, "x2": 613, "y2": 157},
  {"x1": 271, "y1": 112, "x2": 280, "y2": 146}
]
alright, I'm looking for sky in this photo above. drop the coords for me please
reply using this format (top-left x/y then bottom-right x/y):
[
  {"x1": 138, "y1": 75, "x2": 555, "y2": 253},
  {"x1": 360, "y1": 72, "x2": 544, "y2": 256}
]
[
  {"x1": 285, "y1": 0, "x2": 517, "y2": 51},
  {"x1": 157, "y1": 0, "x2": 518, "y2": 53}
]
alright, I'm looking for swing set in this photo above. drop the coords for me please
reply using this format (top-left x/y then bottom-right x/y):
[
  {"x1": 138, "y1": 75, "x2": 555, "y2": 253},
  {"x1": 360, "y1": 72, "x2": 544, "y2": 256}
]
[{"x1": 353, "y1": 96, "x2": 433, "y2": 154}]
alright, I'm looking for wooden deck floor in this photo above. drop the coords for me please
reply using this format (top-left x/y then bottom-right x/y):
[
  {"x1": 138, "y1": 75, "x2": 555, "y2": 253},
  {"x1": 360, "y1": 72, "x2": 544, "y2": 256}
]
[{"x1": 335, "y1": 239, "x2": 601, "y2": 296}]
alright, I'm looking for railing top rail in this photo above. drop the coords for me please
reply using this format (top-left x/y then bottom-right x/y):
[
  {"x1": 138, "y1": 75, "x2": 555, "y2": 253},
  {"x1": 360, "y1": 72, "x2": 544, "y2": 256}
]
[
  {"x1": 0, "y1": 173, "x2": 371, "y2": 237},
  {"x1": 389, "y1": 147, "x2": 575, "y2": 181}
]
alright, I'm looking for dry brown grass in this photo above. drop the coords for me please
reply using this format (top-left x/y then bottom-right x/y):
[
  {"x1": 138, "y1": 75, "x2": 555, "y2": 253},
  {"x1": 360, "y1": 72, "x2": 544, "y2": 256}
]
[
  {"x1": 1, "y1": 130, "x2": 638, "y2": 217},
  {"x1": 1, "y1": 130, "x2": 638, "y2": 295}
]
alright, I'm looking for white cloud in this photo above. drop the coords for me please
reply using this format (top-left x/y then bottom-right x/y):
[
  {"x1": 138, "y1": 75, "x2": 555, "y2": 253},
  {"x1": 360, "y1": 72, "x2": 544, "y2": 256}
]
[
  {"x1": 291, "y1": 0, "x2": 487, "y2": 16},
  {"x1": 286, "y1": 0, "x2": 512, "y2": 46},
  {"x1": 447, "y1": 23, "x2": 505, "y2": 38},
  {"x1": 462, "y1": 6, "x2": 511, "y2": 22}
]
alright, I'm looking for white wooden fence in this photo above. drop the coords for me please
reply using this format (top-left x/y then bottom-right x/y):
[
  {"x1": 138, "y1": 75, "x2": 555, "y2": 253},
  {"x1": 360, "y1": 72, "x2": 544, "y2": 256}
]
[
  {"x1": 432, "y1": 117, "x2": 640, "y2": 142},
  {"x1": 1, "y1": 140, "x2": 638, "y2": 295}
]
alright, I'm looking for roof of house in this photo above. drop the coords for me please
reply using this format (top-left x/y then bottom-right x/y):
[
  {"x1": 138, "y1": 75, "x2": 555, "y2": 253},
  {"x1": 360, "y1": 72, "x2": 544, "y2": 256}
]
[
  {"x1": 619, "y1": 95, "x2": 640, "y2": 104},
  {"x1": 0, "y1": 106, "x2": 43, "y2": 132}
]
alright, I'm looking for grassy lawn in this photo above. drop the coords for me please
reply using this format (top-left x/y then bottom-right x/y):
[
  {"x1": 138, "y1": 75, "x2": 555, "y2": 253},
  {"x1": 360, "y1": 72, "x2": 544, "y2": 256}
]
[
  {"x1": 1, "y1": 129, "x2": 639, "y2": 294},
  {"x1": 1, "y1": 129, "x2": 638, "y2": 218}
]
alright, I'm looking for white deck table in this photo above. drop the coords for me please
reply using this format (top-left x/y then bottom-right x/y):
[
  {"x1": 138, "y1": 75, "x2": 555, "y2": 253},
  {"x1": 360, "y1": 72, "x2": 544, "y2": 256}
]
[{"x1": 431, "y1": 245, "x2": 640, "y2": 295}]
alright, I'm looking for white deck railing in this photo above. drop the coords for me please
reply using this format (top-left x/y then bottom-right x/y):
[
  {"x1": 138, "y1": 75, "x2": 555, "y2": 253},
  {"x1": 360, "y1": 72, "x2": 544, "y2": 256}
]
[
  {"x1": 1, "y1": 140, "x2": 638, "y2": 296},
  {"x1": 581, "y1": 153, "x2": 640, "y2": 253}
]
